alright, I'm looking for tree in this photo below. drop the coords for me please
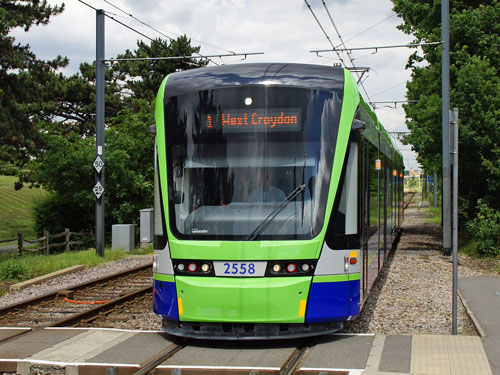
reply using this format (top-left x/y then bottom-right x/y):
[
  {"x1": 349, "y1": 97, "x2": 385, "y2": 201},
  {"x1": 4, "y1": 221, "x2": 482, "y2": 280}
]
[
  {"x1": 112, "y1": 35, "x2": 205, "y2": 101},
  {"x1": 392, "y1": 0, "x2": 500, "y2": 221},
  {"x1": 30, "y1": 36, "x2": 207, "y2": 236},
  {"x1": 0, "y1": 0, "x2": 67, "y2": 168},
  {"x1": 32, "y1": 99, "x2": 154, "y2": 234}
]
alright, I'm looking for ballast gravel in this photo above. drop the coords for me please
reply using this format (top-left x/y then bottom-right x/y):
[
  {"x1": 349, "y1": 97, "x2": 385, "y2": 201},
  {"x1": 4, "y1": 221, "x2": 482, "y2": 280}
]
[
  {"x1": 0, "y1": 255, "x2": 153, "y2": 308},
  {"x1": 343, "y1": 200, "x2": 493, "y2": 336}
]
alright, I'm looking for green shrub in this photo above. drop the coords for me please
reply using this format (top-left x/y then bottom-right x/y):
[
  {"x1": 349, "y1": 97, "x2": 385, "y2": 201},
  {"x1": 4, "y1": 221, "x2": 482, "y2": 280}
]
[
  {"x1": 33, "y1": 193, "x2": 93, "y2": 237},
  {"x1": 0, "y1": 260, "x2": 31, "y2": 281},
  {"x1": 0, "y1": 162, "x2": 19, "y2": 176},
  {"x1": 466, "y1": 200, "x2": 500, "y2": 256}
]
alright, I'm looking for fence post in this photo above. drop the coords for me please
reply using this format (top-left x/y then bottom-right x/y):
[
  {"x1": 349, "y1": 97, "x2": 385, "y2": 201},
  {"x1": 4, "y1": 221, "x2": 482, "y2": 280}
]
[
  {"x1": 43, "y1": 229, "x2": 49, "y2": 255},
  {"x1": 65, "y1": 228, "x2": 70, "y2": 252},
  {"x1": 18, "y1": 232, "x2": 23, "y2": 257}
]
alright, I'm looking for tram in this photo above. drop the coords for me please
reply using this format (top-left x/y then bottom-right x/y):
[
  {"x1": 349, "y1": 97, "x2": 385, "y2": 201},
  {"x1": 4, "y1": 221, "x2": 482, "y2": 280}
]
[{"x1": 151, "y1": 63, "x2": 404, "y2": 339}]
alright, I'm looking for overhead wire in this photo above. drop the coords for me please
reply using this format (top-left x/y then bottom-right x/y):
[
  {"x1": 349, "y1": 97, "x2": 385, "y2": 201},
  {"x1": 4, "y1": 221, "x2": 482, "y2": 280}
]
[
  {"x1": 103, "y1": 0, "x2": 236, "y2": 55},
  {"x1": 341, "y1": 13, "x2": 396, "y2": 46},
  {"x1": 77, "y1": 0, "x2": 155, "y2": 41},
  {"x1": 321, "y1": 0, "x2": 375, "y2": 108},
  {"x1": 303, "y1": 0, "x2": 346, "y2": 67},
  {"x1": 101, "y1": 0, "x2": 225, "y2": 65},
  {"x1": 77, "y1": 0, "x2": 216, "y2": 66},
  {"x1": 371, "y1": 81, "x2": 407, "y2": 98},
  {"x1": 104, "y1": 12, "x2": 155, "y2": 42}
]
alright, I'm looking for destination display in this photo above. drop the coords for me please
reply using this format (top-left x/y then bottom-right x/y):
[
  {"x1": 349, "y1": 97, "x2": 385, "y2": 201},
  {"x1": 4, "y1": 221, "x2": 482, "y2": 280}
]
[{"x1": 203, "y1": 108, "x2": 301, "y2": 132}]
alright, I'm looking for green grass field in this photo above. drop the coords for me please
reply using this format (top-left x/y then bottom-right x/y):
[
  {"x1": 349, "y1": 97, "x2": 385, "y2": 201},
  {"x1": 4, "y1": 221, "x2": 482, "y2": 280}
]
[{"x1": 0, "y1": 175, "x2": 47, "y2": 241}]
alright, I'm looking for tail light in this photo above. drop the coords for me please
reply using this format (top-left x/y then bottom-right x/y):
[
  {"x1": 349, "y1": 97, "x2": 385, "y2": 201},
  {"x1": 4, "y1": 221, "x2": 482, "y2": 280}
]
[{"x1": 286, "y1": 263, "x2": 297, "y2": 273}]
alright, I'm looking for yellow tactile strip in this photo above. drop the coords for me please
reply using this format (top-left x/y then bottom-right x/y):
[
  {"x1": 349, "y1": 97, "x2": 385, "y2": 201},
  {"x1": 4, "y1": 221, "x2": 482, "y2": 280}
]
[{"x1": 411, "y1": 334, "x2": 492, "y2": 375}]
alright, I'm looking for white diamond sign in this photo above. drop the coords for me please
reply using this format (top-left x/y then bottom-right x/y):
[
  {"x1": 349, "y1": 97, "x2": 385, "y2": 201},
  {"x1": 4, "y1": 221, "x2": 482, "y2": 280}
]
[
  {"x1": 93, "y1": 181, "x2": 104, "y2": 199},
  {"x1": 93, "y1": 155, "x2": 104, "y2": 173}
]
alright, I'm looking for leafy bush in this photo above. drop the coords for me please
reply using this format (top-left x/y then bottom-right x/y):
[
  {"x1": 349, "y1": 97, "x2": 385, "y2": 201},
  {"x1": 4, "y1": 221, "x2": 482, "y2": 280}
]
[
  {"x1": 34, "y1": 193, "x2": 93, "y2": 237},
  {"x1": 0, "y1": 260, "x2": 31, "y2": 281},
  {"x1": 0, "y1": 161, "x2": 19, "y2": 176},
  {"x1": 466, "y1": 200, "x2": 500, "y2": 256}
]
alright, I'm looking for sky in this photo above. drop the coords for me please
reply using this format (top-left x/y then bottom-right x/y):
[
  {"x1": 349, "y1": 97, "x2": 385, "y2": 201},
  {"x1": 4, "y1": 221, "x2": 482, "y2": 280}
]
[{"x1": 12, "y1": 0, "x2": 422, "y2": 170}]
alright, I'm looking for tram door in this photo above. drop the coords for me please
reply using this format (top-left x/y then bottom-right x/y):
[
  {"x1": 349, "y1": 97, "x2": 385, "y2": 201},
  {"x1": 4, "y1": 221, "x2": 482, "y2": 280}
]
[{"x1": 361, "y1": 139, "x2": 370, "y2": 301}]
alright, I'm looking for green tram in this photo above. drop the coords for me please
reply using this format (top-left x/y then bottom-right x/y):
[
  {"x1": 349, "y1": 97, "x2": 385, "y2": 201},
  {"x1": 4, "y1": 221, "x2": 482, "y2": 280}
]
[{"x1": 152, "y1": 63, "x2": 404, "y2": 339}]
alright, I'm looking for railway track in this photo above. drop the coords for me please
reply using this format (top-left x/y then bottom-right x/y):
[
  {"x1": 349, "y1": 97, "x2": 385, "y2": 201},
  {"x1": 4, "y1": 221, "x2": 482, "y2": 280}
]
[
  {"x1": 132, "y1": 337, "x2": 321, "y2": 375},
  {"x1": 0, "y1": 263, "x2": 152, "y2": 330},
  {"x1": 403, "y1": 190, "x2": 417, "y2": 209}
]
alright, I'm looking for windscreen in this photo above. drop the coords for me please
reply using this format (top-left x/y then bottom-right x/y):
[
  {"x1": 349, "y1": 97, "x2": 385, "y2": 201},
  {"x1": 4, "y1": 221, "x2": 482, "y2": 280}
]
[{"x1": 164, "y1": 86, "x2": 342, "y2": 240}]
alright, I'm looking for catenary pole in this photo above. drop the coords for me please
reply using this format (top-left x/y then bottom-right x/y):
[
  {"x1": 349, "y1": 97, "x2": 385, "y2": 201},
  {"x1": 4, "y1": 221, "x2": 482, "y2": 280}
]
[
  {"x1": 442, "y1": 0, "x2": 451, "y2": 257},
  {"x1": 95, "y1": 9, "x2": 105, "y2": 257},
  {"x1": 451, "y1": 108, "x2": 459, "y2": 335}
]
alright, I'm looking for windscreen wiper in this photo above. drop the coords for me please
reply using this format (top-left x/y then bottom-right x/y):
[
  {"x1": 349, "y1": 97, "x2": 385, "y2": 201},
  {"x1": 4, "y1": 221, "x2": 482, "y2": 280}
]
[{"x1": 246, "y1": 184, "x2": 306, "y2": 241}]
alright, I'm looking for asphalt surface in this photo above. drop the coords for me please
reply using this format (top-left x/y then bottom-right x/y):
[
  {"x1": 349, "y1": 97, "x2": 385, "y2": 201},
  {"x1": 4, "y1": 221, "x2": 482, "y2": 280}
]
[{"x1": 460, "y1": 276, "x2": 500, "y2": 375}]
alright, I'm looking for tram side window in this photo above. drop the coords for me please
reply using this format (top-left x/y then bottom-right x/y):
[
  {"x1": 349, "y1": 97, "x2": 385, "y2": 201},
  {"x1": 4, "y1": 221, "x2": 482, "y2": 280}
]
[
  {"x1": 379, "y1": 156, "x2": 385, "y2": 248},
  {"x1": 368, "y1": 143, "x2": 379, "y2": 239},
  {"x1": 386, "y1": 163, "x2": 392, "y2": 238},
  {"x1": 326, "y1": 142, "x2": 359, "y2": 249}
]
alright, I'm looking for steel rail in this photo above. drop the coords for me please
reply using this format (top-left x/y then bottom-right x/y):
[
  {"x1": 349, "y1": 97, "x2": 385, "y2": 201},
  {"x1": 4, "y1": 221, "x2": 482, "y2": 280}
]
[
  {"x1": 0, "y1": 262, "x2": 152, "y2": 316},
  {"x1": 404, "y1": 191, "x2": 417, "y2": 209},
  {"x1": 133, "y1": 343, "x2": 185, "y2": 375},
  {"x1": 51, "y1": 285, "x2": 152, "y2": 327},
  {"x1": 280, "y1": 339, "x2": 317, "y2": 375}
]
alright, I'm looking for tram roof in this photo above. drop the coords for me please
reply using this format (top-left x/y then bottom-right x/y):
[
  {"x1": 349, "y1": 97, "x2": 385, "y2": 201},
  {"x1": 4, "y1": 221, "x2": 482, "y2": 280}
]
[{"x1": 163, "y1": 63, "x2": 345, "y2": 97}]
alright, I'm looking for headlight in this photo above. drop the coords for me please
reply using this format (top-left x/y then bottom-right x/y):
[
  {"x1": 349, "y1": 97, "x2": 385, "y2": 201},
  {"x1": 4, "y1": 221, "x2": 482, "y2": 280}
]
[{"x1": 153, "y1": 252, "x2": 158, "y2": 272}]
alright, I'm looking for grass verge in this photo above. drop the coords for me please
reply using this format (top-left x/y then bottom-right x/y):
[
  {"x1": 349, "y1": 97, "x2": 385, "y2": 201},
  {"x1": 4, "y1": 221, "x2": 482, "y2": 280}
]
[
  {"x1": 0, "y1": 175, "x2": 46, "y2": 240},
  {"x1": 0, "y1": 247, "x2": 152, "y2": 284},
  {"x1": 425, "y1": 205, "x2": 442, "y2": 225}
]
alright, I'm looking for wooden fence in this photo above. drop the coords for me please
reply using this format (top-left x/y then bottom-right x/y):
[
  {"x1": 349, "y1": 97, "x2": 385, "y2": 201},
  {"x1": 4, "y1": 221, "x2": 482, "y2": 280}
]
[{"x1": 0, "y1": 229, "x2": 90, "y2": 256}]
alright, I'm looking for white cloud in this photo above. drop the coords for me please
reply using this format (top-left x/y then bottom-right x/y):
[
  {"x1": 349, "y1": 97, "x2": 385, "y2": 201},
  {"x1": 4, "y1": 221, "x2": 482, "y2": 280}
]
[{"x1": 11, "y1": 0, "x2": 420, "y2": 168}]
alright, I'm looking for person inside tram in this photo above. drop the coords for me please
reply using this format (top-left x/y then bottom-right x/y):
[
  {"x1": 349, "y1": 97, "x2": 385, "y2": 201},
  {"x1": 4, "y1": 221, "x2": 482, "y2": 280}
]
[{"x1": 238, "y1": 168, "x2": 286, "y2": 203}]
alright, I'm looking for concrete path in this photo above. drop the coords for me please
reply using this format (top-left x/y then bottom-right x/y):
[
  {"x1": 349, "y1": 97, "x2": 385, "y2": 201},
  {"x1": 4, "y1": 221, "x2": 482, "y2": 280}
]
[{"x1": 0, "y1": 328, "x2": 493, "y2": 374}]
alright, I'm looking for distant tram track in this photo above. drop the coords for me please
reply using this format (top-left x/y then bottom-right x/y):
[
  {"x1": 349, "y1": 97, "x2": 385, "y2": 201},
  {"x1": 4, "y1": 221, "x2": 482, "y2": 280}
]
[
  {"x1": 404, "y1": 190, "x2": 417, "y2": 209},
  {"x1": 0, "y1": 263, "x2": 152, "y2": 333}
]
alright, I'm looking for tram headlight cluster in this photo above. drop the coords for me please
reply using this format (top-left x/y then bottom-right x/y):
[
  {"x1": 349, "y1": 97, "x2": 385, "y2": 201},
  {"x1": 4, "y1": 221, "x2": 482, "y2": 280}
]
[
  {"x1": 268, "y1": 260, "x2": 316, "y2": 276},
  {"x1": 174, "y1": 260, "x2": 213, "y2": 275}
]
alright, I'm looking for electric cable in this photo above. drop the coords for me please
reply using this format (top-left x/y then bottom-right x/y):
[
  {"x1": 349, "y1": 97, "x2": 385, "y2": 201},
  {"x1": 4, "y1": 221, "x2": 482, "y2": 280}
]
[
  {"x1": 303, "y1": 0, "x2": 346, "y2": 67},
  {"x1": 64, "y1": 297, "x2": 110, "y2": 305},
  {"x1": 103, "y1": 0, "x2": 235, "y2": 54},
  {"x1": 101, "y1": 0, "x2": 221, "y2": 65},
  {"x1": 342, "y1": 13, "x2": 396, "y2": 46},
  {"x1": 321, "y1": 0, "x2": 375, "y2": 108},
  {"x1": 77, "y1": 0, "x2": 155, "y2": 41},
  {"x1": 77, "y1": 0, "x2": 215, "y2": 65}
]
